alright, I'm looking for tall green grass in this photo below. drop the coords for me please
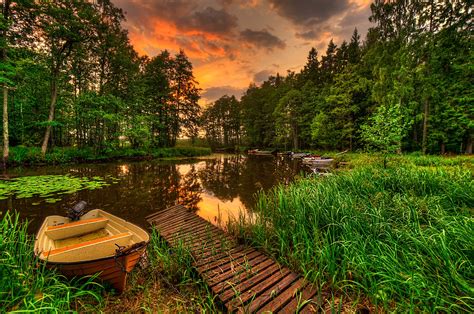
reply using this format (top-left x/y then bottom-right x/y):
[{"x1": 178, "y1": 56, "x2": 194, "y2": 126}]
[
  {"x1": 229, "y1": 164, "x2": 474, "y2": 311},
  {"x1": 0, "y1": 212, "x2": 104, "y2": 312},
  {"x1": 338, "y1": 152, "x2": 473, "y2": 169},
  {"x1": 145, "y1": 228, "x2": 221, "y2": 312}
]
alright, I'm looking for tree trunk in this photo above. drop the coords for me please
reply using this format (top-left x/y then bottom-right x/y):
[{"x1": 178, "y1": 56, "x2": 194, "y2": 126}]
[
  {"x1": 466, "y1": 135, "x2": 473, "y2": 154},
  {"x1": 2, "y1": 0, "x2": 11, "y2": 170},
  {"x1": 422, "y1": 99, "x2": 429, "y2": 154},
  {"x1": 41, "y1": 78, "x2": 58, "y2": 155},
  {"x1": 2, "y1": 87, "x2": 8, "y2": 169},
  {"x1": 440, "y1": 142, "x2": 445, "y2": 154},
  {"x1": 292, "y1": 124, "x2": 298, "y2": 150}
]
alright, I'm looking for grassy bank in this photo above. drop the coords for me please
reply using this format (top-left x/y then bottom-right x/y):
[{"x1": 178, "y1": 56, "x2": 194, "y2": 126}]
[
  {"x1": 228, "y1": 157, "x2": 474, "y2": 311},
  {"x1": 0, "y1": 212, "x2": 218, "y2": 312},
  {"x1": 0, "y1": 212, "x2": 103, "y2": 312},
  {"x1": 105, "y1": 229, "x2": 220, "y2": 312},
  {"x1": 6, "y1": 146, "x2": 212, "y2": 166}
]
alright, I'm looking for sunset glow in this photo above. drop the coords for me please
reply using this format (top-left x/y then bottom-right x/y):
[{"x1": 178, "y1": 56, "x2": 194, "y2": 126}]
[{"x1": 114, "y1": 0, "x2": 373, "y2": 104}]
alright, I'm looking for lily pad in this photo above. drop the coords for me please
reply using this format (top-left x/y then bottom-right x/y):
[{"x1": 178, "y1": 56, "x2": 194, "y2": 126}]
[{"x1": 0, "y1": 175, "x2": 118, "y2": 203}]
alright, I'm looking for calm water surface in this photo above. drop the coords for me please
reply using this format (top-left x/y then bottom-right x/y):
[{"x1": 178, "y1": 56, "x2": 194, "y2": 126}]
[{"x1": 2, "y1": 154, "x2": 308, "y2": 233}]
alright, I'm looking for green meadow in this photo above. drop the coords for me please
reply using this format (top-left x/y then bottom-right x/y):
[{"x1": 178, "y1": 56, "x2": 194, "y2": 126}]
[{"x1": 227, "y1": 154, "x2": 474, "y2": 311}]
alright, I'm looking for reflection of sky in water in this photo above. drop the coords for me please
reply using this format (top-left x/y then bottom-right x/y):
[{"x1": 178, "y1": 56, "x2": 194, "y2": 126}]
[
  {"x1": 3, "y1": 154, "x2": 305, "y2": 233},
  {"x1": 197, "y1": 194, "x2": 247, "y2": 227},
  {"x1": 177, "y1": 161, "x2": 249, "y2": 225}
]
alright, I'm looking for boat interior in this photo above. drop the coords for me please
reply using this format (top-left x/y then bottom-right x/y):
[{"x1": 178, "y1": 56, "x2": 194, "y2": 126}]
[{"x1": 35, "y1": 209, "x2": 149, "y2": 263}]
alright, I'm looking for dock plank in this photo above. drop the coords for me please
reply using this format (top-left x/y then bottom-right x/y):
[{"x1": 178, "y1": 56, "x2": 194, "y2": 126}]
[{"x1": 147, "y1": 205, "x2": 320, "y2": 313}]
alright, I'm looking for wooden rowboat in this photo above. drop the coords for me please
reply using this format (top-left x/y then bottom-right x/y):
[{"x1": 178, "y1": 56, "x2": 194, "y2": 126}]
[
  {"x1": 34, "y1": 208, "x2": 149, "y2": 292},
  {"x1": 302, "y1": 157, "x2": 334, "y2": 166}
]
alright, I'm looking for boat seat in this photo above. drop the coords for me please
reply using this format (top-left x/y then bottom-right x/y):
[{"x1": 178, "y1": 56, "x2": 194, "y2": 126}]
[
  {"x1": 42, "y1": 232, "x2": 133, "y2": 263},
  {"x1": 45, "y1": 217, "x2": 109, "y2": 240}
]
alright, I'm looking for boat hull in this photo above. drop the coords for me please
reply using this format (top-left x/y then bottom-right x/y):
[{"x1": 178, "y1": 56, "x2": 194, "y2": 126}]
[
  {"x1": 46, "y1": 243, "x2": 146, "y2": 292},
  {"x1": 302, "y1": 158, "x2": 334, "y2": 165},
  {"x1": 35, "y1": 209, "x2": 150, "y2": 293}
]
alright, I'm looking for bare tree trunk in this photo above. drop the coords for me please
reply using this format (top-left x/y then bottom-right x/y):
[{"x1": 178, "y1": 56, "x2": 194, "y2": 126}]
[
  {"x1": 466, "y1": 135, "x2": 473, "y2": 154},
  {"x1": 2, "y1": 0, "x2": 11, "y2": 170},
  {"x1": 41, "y1": 78, "x2": 58, "y2": 155},
  {"x1": 292, "y1": 124, "x2": 298, "y2": 150},
  {"x1": 440, "y1": 142, "x2": 445, "y2": 154},
  {"x1": 2, "y1": 87, "x2": 8, "y2": 169},
  {"x1": 422, "y1": 99, "x2": 429, "y2": 154}
]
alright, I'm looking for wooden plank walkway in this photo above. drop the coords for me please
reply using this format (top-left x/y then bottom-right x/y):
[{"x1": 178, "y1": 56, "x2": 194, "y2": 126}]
[{"x1": 146, "y1": 205, "x2": 325, "y2": 313}]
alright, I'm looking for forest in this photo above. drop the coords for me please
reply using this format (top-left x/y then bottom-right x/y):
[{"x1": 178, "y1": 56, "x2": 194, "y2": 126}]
[
  {"x1": 1, "y1": 0, "x2": 201, "y2": 165},
  {"x1": 202, "y1": 1, "x2": 472, "y2": 154},
  {"x1": 1, "y1": 1, "x2": 472, "y2": 167}
]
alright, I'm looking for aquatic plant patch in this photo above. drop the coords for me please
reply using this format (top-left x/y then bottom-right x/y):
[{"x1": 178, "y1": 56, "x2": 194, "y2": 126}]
[{"x1": 0, "y1": 175, "x2": 117, "y2": 203}]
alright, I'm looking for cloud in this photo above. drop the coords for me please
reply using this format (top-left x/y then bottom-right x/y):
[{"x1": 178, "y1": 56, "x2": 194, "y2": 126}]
[
  {"x1": 117, "y1": 0, "x2": 196, "y2": 33},
  {"x1": 202, "y1": 86, "x2": 247, "y2": 102},
  {"x1": 220, "y1": 0, "x2": 260, "y2": 7},
  {"x1": 268, "y1": 0, "x2": 351, "y2": 26},
  {"x1": 240, "y1": 29, "x2": 286, "y2": 50},
  {"x1": 253, "y1": 69, "x2": 274, "y2": 83},
  {"x1": 336, "y1": 5, "x2": 372, "y2": 37},
  {"x1": 116, "y1": 1, "x2": 238, "y2": 36},
  {"x1": 113, "y1": 0, "x2": 373, "y2": 104},
  {"x1": 181, "y1": 7, "x2": 238, "y2": 34},
  {"x1": 296, "y1": 30, "x2": 318, "y2": 40}
]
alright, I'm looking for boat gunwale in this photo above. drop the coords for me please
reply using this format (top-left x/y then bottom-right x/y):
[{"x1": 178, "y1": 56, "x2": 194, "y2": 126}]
[
  {"x1": 35, "y1": 209, "x2": 150, "y2": 265},
  {"x1": 36, "y1": 240, "x2": 148, "y2": 266}
]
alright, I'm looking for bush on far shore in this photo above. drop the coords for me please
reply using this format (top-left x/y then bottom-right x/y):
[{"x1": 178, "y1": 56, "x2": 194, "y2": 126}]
[{"x1": 5, "y1": 146, "x2": 212, "y2": 166}]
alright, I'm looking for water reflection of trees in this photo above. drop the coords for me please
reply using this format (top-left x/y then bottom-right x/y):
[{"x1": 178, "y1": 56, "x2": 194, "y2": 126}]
[
  {"x1": 198, "y1": 155, "x2": 244, "y2": 201},
  {"x1": 5, "y1": 161, "x2": 204, "y2": 232},
  {"x1": 7, "y1": 156, "x2": 303, "y2": 233},
  {"x1": 178, "y1": 164, "x2": 202, "y2": 211},
  {"x1": 197, "y1": 155, "x2": 302, "y2": 210}
]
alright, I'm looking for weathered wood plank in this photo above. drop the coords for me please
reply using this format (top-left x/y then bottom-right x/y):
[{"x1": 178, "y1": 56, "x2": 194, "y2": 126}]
[
  {"x1": 258, "y1": 277, "x2": 306, "y2": 313},
  {"x1": 147, "y1": 205, "x2": 325, "y2": 313}
]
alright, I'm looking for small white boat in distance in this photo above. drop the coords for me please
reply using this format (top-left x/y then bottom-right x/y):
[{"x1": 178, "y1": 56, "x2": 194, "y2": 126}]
[
  {"x1": 302, "y1": 157, "x2": 334, "y2": 166},
  {"x1": 290, "y1": 152, "x2": 310, "y2": 159}
]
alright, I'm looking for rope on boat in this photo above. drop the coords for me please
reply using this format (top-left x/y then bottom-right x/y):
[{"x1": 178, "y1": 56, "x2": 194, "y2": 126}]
[{"x1": 114, "y1": 241, "x2": 148, "y2": 273}]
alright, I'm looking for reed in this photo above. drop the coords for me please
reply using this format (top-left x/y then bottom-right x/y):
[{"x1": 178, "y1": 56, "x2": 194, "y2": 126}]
[
  {"x1": 0, "y1": 212, "x2": 104, "y2": 312},
  {"x1": 144, "y1": 228, "x2": 221, "y2": 311},
  {"x1": 228, "y1": 163, "x2": 474, "y2": 311}
]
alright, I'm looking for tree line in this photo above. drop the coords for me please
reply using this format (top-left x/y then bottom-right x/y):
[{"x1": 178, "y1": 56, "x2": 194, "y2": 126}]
[
  {"x1": 1, "y1": 0, "x2": 200, "y2": 166},
  {"x1": 202, "y1": 0, "x2": 472, "y2": 154}
]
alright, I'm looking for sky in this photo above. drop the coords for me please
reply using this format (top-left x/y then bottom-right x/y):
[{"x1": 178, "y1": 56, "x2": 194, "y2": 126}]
[{"x1": 112, "y1": 0, "x2": 374, "y2": 105}]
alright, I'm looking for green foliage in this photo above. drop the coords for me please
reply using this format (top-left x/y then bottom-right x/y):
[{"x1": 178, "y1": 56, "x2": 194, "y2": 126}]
[
  {"x1": 0, "y1": 212, "x2": 104, "y2": 312},
  {"x1": 361, "y1": 103, "x2": 412, "y2": 153},
  {"x1": 3, "y1": 0, "x2": 471, "y2": 156},
  {"x1": 234, "y1": 1, "x2": 471, "y2": 154},
  {"x1": 3, "y1": 1, "x2": 202, "y2": 154},
  {"x1": 7, "y1": 146, "x2": 211, "y2": 166},
  {"x1": 229, "y1": 160, "x2": 474, "y2": 311},
  {"x1": 202, "y1": 95, "x2": 241, "y2": 148},
  {"x1": 274, "y1": 89, "x2": 303, "y2": 149}
]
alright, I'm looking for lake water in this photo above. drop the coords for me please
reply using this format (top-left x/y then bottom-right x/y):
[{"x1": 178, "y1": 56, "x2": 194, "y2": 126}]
[{"x1": 1, "y1": 154, "x2": 309, "y2": 233}]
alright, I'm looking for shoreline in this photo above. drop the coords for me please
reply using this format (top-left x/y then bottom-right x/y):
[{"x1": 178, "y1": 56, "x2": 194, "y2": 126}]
[{"x1": 3, "y1": 146, "x2": 212, "y2": 169}]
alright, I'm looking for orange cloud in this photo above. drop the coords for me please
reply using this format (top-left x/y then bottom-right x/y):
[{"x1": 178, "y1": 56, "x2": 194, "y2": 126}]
[
  {"x1": 117, "y1": 0, "x2": 372, "y2": 104},
  {"x1": 349, "y1": 0, "x2": 373, "y2": 9},
  {"x1": 127, "y1": 16, "x2": 235, "y2": 61}
]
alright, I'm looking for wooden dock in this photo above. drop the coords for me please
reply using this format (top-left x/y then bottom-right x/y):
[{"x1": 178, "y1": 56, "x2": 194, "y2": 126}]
[{"x1": 146, "y1": 205, "x2": 324, "y2": 313}]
